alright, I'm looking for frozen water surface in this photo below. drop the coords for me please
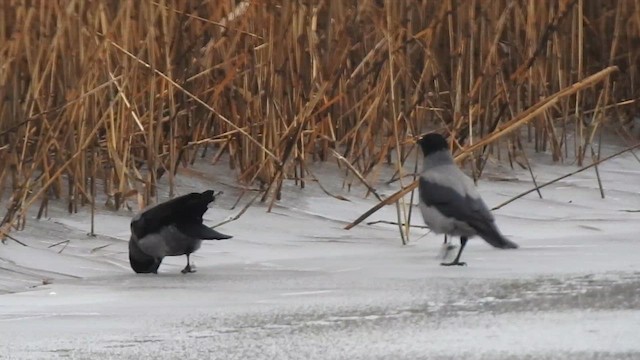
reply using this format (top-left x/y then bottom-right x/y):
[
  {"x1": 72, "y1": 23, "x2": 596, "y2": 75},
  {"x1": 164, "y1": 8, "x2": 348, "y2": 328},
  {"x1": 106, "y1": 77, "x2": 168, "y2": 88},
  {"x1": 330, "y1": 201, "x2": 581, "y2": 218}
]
[{"x1": 1, "y1": 143, "x2": 640, "y2": 359}]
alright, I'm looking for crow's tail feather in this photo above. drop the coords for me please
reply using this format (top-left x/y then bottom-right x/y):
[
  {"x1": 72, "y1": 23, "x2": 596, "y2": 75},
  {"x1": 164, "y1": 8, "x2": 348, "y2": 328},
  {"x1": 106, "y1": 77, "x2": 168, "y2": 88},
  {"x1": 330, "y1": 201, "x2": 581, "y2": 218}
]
[
  {"x1": 180, "y1": 223, "x2": 233, "y2": 240},
  {"x1": 477, "y1": 223, "x2": 518, "y2": 249}
]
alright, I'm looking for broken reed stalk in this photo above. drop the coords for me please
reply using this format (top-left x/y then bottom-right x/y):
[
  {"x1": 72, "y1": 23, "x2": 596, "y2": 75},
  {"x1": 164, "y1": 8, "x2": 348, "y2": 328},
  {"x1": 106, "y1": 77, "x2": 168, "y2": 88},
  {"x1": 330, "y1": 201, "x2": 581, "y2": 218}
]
[
  {"x1": 331, "y1": 150, "x2": 383, "y2": 202},
  {"x1": 366, "y1": 220, "x2": 429, "y2": 229},
  {"x1": 517, "y1": 138, "x2": 543, "y2": 199},
  {"x1": 593, "y1": 131, "x2": 606, "y2": 199},
  {"x1": 0, "y1": 1, "x2": 637, "y2": 239},
  {"x1": 492, "y1": 141, "x2": 640, "y2": 211},
  {"x1": 303, "y1": 164, "x2": 350, "y2": 202},
  {"x1": 456, "y1": 67, "x2": 619, "y2": 163},
  {"x1": 344, "y1": 66, "x2": 618, "y2": 230},
  {"x1": 212, "y1": 190, "x2": 263, "y2": 229}
]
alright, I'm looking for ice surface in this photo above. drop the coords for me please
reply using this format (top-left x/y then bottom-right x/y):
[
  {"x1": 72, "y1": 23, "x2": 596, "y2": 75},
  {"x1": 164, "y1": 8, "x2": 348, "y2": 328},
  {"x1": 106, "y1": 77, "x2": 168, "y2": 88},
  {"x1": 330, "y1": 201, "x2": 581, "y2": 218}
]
[{"x1": 1, "y1": 142, "x2": 640, "y2": 359}]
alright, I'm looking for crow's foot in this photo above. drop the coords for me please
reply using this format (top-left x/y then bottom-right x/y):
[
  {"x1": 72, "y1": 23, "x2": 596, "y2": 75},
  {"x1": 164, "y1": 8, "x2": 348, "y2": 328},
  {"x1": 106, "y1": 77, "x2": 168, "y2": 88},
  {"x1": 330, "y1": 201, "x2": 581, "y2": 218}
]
[
  {"x1": 181, "y1": 264, "x2": 197, "y2": 274},
  {"x1": 440, "y1": 260, "x2": 467, "y2": 267}
]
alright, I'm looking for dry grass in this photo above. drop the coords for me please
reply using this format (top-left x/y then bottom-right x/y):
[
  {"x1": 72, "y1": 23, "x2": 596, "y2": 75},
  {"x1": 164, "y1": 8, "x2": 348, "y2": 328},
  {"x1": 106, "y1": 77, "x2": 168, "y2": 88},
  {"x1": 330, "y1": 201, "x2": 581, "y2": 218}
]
[{"x1": 1, "y1": 0, "x2": 639, "y2": 238}]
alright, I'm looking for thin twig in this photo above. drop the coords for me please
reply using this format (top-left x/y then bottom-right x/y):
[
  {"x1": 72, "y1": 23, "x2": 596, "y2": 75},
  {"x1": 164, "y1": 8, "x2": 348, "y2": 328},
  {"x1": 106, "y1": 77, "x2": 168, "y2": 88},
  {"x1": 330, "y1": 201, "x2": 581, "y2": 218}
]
[
  {"x1": 213, "y1": 190, "x2": 262, "y2": 228},
  {"x1": 58, "y1": 240, "x2": 70, "y2": 254},
  {"x1": 48, "y1": 239, "x2": 70, "y2": 249},
  {"x1": 90, "y1": 244, "x2": 112, "y2": 253},
  {"x1": 492, "y1": 142, "x2": 640, "y2": 210},
  {"x1": 331, "y1": 149, "x2": 382, "y2": 201},
  {"x1": 304, "y1": 164, "x2": 350, "y2": 202},
  {"x1": 4, "y1": 234, "x2": 28, "y2": 247},
  {"x1": 593, "y1": 130, "x2": 606, "y2": 199},
  {"x1": 366, "y1": 220, "x2": 430, "y2": 229},
  {"x1": 344, "y1": 67, "x2": 619, "y2": 230},
  {"x1": 517, "y1": 136, "x2": 543, "y2": 199}
]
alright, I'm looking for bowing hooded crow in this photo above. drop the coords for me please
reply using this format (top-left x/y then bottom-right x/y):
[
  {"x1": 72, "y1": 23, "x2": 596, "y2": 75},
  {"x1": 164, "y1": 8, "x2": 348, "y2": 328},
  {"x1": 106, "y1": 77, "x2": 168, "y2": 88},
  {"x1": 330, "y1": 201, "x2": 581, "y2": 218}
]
[{"x1": 128, "y1": 190, "x2": 232, "y2": 274}]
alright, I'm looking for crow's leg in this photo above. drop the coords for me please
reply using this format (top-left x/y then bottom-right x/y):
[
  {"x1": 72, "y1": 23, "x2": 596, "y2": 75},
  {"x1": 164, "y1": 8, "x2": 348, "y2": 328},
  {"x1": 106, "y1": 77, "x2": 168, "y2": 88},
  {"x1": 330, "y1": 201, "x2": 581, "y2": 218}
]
[
  {"x1": 181, "y1": 254, "x2": 197, "y2": 274},
  {"x1": 439, "y1": 234, "x2": 457, "y2": 259},
  {"x1": 151, "y1": 258, "x2": 162, "y2": 274},
  {"x1": 441, "y1": 236, "x2": 468, "y2": 266}
]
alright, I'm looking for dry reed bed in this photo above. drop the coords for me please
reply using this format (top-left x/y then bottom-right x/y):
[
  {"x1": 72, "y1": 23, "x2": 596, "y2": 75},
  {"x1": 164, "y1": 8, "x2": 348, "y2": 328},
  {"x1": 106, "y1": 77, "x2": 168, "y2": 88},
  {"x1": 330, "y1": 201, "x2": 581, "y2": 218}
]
[{"x1": 0, "y1": 0, "x2": 639, "y2": 239}]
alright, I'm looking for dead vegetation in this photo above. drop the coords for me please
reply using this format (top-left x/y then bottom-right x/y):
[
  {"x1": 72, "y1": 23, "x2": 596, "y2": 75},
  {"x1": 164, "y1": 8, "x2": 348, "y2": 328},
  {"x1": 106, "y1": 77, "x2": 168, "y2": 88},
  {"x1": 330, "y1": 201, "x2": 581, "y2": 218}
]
[{"x1": 1, "y1": 0, "x2": 639, "y2": 238}]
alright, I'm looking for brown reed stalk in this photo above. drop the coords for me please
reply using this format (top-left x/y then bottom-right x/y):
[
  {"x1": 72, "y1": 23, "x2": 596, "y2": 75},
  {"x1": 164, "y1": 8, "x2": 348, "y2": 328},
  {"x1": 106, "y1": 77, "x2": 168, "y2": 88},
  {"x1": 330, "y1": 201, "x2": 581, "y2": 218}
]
[
  {"x1": 0, "y1": 1, "x2": 637, "y2": 241},
  {"x1": 344, "y1": 65, "x2": 618, "y2": 230}
]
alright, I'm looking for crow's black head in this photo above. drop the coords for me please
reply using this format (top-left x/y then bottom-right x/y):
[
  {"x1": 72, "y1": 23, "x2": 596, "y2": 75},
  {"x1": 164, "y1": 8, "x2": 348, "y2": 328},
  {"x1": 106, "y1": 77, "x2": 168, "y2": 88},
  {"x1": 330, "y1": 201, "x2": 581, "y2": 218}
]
[
  {"x1": 201, "y1": 190, "x2": 216, "y2": 203},
  {"x1": 417, "y1": 133, "x2": 449, "y2": 156},
  {"x1": 128, "y1": 238, "x2": 162, "y2": 274}
]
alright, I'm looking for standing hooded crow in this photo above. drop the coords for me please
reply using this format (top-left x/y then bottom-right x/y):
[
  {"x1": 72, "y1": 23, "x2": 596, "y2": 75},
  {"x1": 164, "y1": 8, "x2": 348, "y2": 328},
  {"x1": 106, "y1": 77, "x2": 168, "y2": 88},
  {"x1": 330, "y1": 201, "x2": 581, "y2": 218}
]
[
  {"x1": 417, "y1": 133, "x2": 518, "y2": 266},
  {"x1": 128, "y1": 190, "x2": 232, "y2": 274}
]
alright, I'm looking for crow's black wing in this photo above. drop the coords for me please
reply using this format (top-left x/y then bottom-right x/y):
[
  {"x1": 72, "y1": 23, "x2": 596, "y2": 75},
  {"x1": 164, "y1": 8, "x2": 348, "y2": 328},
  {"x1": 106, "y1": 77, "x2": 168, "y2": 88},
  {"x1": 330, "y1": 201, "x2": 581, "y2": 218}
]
[
  {"x1": 419, "y1": 176, "x2": 515, "y2": 248},
  {"x1": 178, "y1": 222, "x2": 233, "y2": 240},
  {"x1": 131, "y1": 191, "x2": 215, "y2": 239}
]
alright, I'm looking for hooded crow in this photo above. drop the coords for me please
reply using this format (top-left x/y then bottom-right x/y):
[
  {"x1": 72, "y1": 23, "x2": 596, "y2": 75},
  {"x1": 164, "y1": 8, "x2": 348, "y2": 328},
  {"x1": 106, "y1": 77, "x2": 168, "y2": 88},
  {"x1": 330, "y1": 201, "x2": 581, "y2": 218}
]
[
  {"x1": 128, "y1": 190, "x2": 232, "y2": 274},
  {"x1": 417, "y1": 133, "x2": 518, "y2": 266}
]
